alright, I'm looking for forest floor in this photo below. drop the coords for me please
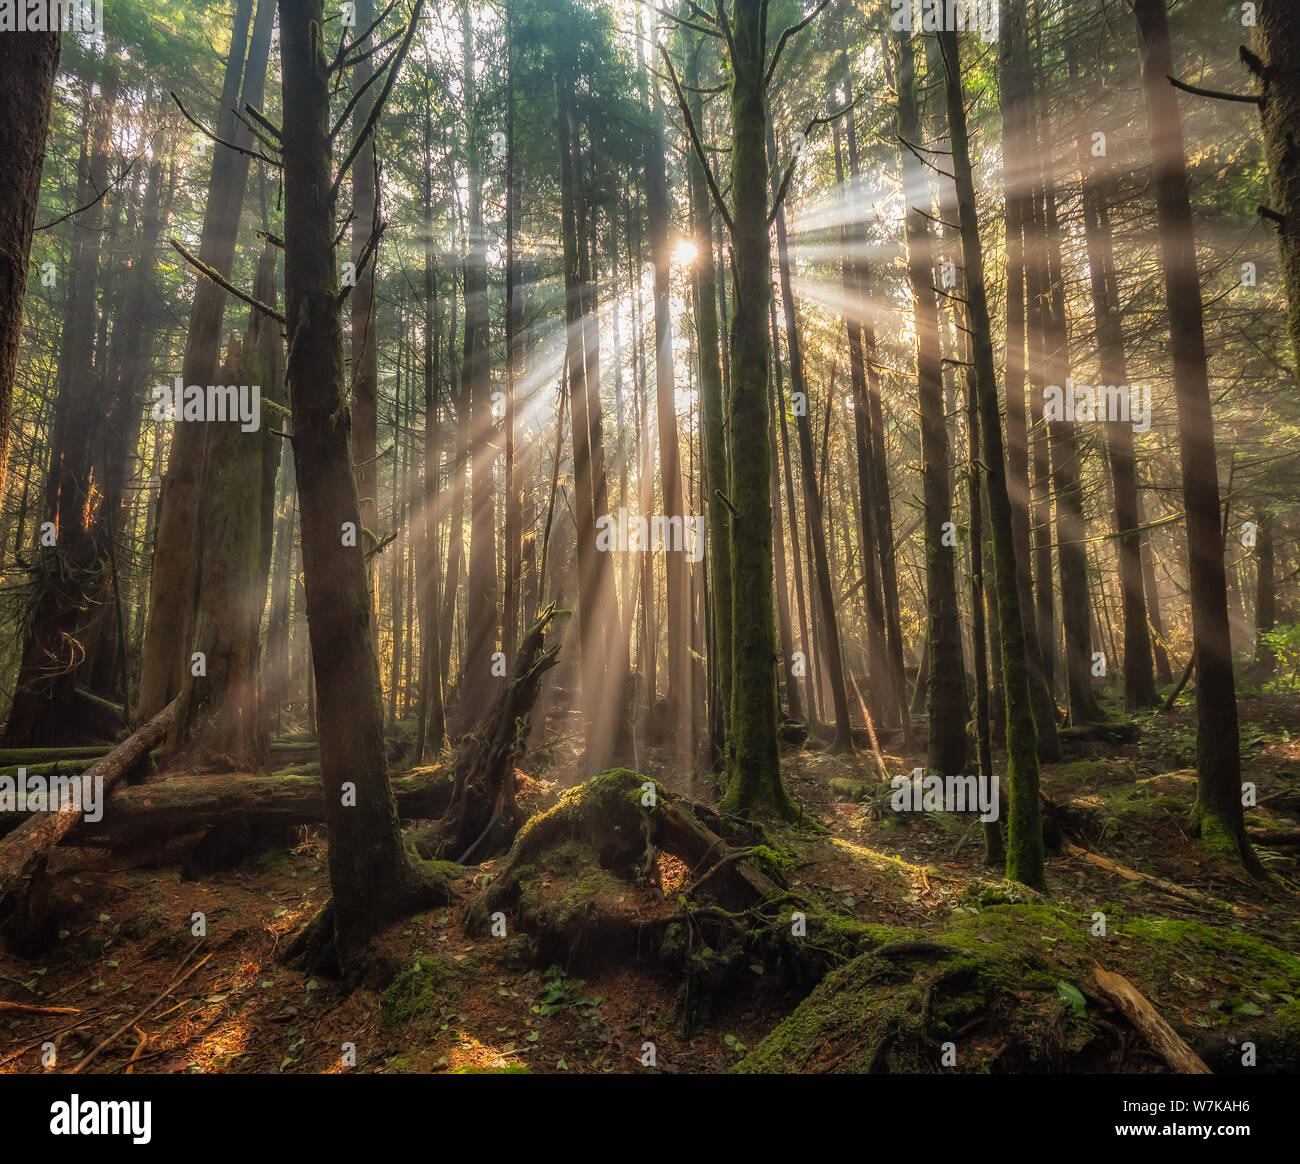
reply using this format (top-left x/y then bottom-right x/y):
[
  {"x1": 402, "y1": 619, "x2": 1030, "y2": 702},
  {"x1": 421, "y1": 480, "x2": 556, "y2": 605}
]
[{"x1": 2, "y1": 691, "x2": 1299, "y2": 1074}]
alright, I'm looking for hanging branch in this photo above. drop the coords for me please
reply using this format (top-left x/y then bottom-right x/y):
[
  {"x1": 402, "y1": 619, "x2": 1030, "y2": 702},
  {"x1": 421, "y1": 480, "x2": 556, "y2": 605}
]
[
  {"x1": 658, "y1": 44, "x2": 735, "y2": 235},
  {"x1": 764, "y1": 0, "x2": 831, "y2": 90},
  {"x1": 169, "y1": 238, "x2": 286, "y2": 325}
]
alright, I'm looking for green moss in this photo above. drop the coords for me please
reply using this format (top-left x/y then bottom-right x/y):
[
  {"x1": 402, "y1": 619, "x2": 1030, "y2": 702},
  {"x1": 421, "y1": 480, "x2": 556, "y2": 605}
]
[
  {"x1": 381, "y1": 955, "x2": 466, "y2": 1028},
  {"x1": 451, "y1": 1064, "x2": 531, "y2": 1074},
  {"x1": 828, "y1": 777, "x2": 870, "y2": 802}
]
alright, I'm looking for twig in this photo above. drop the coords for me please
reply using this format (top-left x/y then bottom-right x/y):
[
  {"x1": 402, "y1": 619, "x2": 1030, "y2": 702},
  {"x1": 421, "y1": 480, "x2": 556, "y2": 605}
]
[{"x1": 70, "y1": 951, "x2": 212, "y2": 1075}]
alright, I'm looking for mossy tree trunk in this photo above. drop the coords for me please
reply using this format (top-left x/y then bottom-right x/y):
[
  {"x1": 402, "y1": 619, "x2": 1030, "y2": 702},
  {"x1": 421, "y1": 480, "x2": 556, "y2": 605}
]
[
  {"x1": 0, "y1": 26, "x2": 59, "y2": 507},
  {"x1": 5, "y1": 57, "x2": 118, "y2": 747},
  {"x1": 938, "y1": 28, "x2": 1042, "y2": 889},
  {"x1": 1250, "y1": 1, "x2": 1300, "y2": 377},
  {"x1": 720, "y1": 0, "x2": 791, "y2": 819},
  {"x1": 166, "y1": 248, "x2": 280, "y2": 773},
  {"x1": 1133, "y1": 0, "x2": 1263, "y2": 876}
]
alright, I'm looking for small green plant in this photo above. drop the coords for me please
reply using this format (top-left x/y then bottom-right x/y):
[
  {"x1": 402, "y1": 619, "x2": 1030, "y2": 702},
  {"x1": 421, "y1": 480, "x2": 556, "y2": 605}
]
[{"x1": 536, "y1": 964, "x2": 601, "y2": 1017}]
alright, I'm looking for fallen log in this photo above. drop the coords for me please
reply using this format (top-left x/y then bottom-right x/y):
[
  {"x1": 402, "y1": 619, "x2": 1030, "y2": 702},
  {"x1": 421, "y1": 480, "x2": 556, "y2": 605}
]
[
  {"x1": 0, "y1": 701, "x2": 176, "y2": 907},
  {"x1": 65, "y1": 765, "x2": 455, "y2": 851},
  {"x1": 1092, "y1": 964, "x2": 1211, "y2": 1074}
]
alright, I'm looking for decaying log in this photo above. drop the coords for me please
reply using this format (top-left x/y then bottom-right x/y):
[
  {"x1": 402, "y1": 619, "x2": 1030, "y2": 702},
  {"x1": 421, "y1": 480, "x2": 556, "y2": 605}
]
[
  {"x1": 0, "y1": 701, "x2": 176, "y2": 907},
  {"x1": 1092, "y1": 964, "x2": 1211, "y2": 1074},
  {"x1": 67, "y1": 766, "x2": 454, "y2": 850}
]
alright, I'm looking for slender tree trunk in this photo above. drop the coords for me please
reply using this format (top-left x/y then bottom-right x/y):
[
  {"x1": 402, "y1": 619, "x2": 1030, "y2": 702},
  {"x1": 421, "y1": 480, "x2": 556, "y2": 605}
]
[
  {"x1": 277, "y1": 0, "x2": 443, "y2": 979},
  {"x1": 896, "y1": 28, "x2": 966, "y2": 776},
  {"x1": 1076, "y1": 119, "x2": 1157, "y2": 711},
  {"x1": 459, "y1": 6, "x2": 498, "y2": 727},
  {"x1": 939, "y1": 27, "x2": 1043, "y2": 890},
  {"x1": 687, "y1": 34, "x2": 732, "y2": 767},
  {"x1": 1134, "y1": 0, "x2": 1263, "y2": 875}
]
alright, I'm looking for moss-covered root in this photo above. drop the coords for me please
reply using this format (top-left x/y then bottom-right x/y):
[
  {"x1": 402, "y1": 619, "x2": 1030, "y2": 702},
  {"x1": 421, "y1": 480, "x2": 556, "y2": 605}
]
[
  {"x1": 465, "y1": 769, "x2": 789, "y2": 950},
  {"x1": 284, "y1": 857, "x2": 461, "y2": 984}
]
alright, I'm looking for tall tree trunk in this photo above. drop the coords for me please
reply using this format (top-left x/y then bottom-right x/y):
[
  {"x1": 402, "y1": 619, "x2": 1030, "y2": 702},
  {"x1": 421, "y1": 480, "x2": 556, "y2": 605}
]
[
  {"x1": 460, "y1": 5, "x2": 498, "y2": 729},
  {"x1": 138, "y1": 0, "x2": 272, "y2": 720},
  {"x1": 687, "y1": 33, "x2": 732, "y2": 767},
  {"x1": 830, "y1": 40, "x2": 893, "y2": 731},
  {"x1": 939, "y1": 27, "x2": 1043, "y2": 890},
  {"x1": 1250, "y1": 2, "x2": 1300, "y2": 376},
  {"x1": 1076, "y1": 114, "x2": 1157, "y2": 711},
  {"x1": 719, "y1": 0, "x2": 790, "y2": 818},
  {"x1": 5, "y1": 59, "x2": 119, "y2": 746},
  {"x1": 350, "y1": 0, "x2": 380, "y2": 618},
  {"x1": 1134, "y1": 0, "x2": 1263, "y2": 875},
  {"x1": 0, "y1": 27, "x2": 59, "y2": 506},
  {"x1": 277, "y1": 0, "x2": 444, "y2": 979},
  {"x1": 767, "y1": 127, "x2": 853, "y2": 754},
  {"x1": 896, "y1": 28, "x2": 966, "y2": 776},
  {"x1": 645, "y1": 23, "x2": 689, "y2": 737}
]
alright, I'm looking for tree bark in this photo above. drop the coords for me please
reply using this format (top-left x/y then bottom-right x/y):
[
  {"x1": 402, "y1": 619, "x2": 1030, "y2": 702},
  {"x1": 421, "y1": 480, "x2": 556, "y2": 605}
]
[
  {"x1": 1133, "y1": 0, "x2": 1263, "y2": 875},
  {"x1": 0, "y1": 27, "x2": 59, "y2": 506}
]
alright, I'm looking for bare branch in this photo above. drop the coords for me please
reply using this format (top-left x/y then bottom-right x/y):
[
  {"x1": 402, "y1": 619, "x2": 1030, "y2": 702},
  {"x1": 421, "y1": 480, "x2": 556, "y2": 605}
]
[
  {"x1": 35, "y1": 156, "x2": 141, "y2": 231},
  {"x1": 330, "y1": 0, "x2": 426, "y2": 203},
  {"x1": 1167, "y1": 74, "x2": 1260, "y2": 105},
  {"x1": 171, "y1": 92, "x2": 281, "y2": 168},
  {"x1": 651, "y1": 4, "x2": 720, "y2": 40},
  {"x1": 169, "y1": 238, "x2": 286, "y2": 325},
  {"x1": 329, "y1": 0, "x2": 399, "y2": 73},
  {"x1": 764, "y1": 0, "x2": 831, "y2": 91},
  {"x1": 658, "y1": 44, "x2": 734, "y2": 236}
]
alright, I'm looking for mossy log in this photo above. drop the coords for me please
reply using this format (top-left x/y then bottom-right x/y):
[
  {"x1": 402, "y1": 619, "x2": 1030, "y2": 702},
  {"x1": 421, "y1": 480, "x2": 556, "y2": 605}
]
[
  {"x1": 0, "y1": 701, "x2": 176, "y2": 908},
  {"x1": 62, "y1": 766, "x2": 455, "y2": 851}
]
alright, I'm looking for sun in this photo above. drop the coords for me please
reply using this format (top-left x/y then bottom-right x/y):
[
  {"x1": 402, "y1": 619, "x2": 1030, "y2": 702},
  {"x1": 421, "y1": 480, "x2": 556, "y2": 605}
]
[{"x1": 672, "y1": 238, "x2": 698, "y2": 267}]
